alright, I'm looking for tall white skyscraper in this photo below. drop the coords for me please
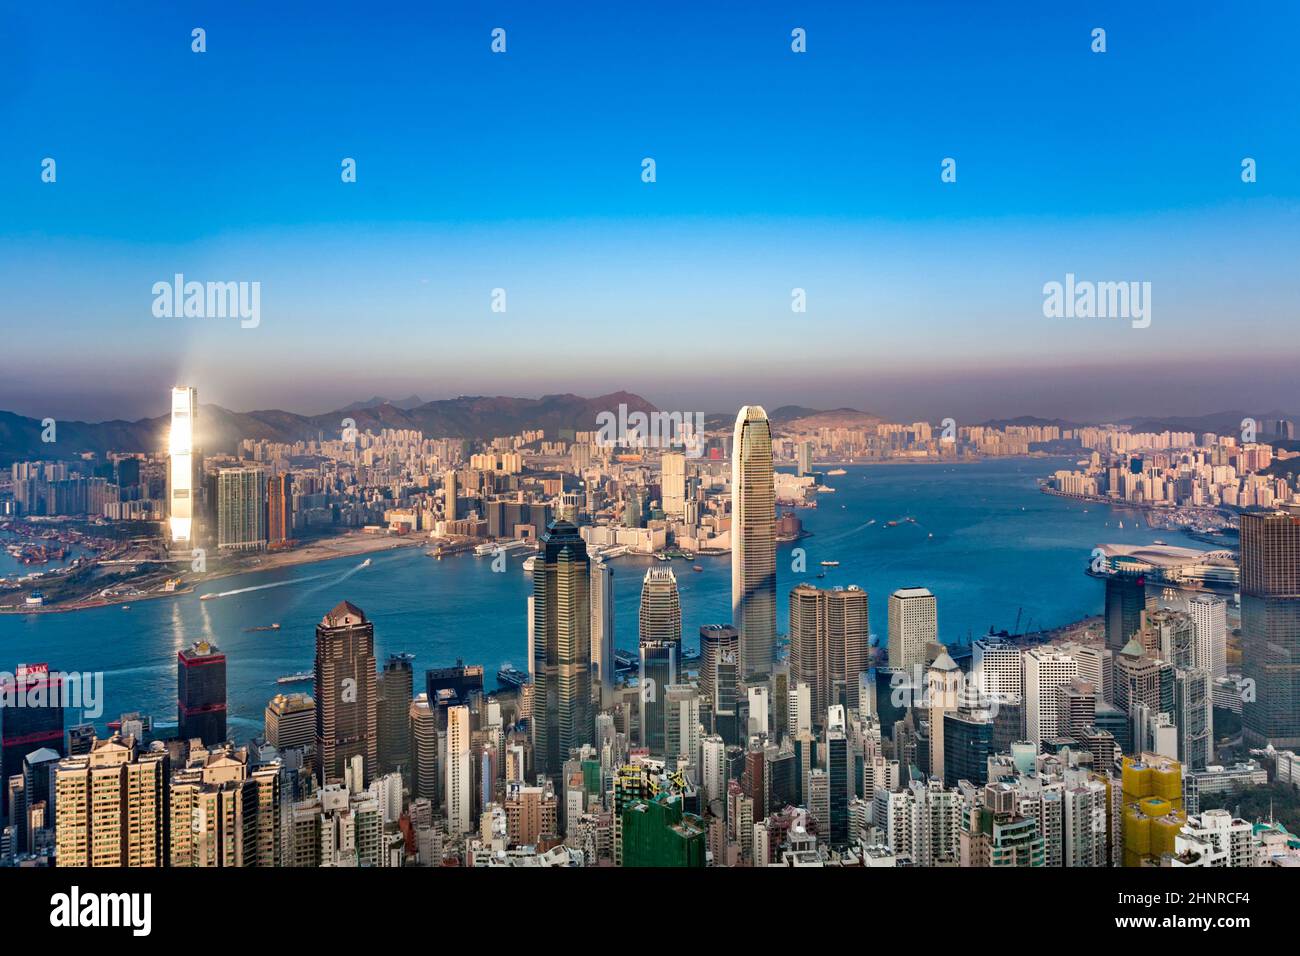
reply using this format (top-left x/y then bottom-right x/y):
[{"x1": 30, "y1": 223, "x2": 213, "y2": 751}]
[
  {"x1": 1024, "y1": 647, "x2": 1079, "y2": 749},
  {"x1": 445, "y1": 704, "x2": 472, "y2": 835},
  {"x1": 732, "y1": 405, "x2": 776, "y2": 679},
  {"x1": 168, "y1": 385, "x2": 197, "y2": 548},
  {"x1": 590, "y1": 559, "x2": 616, "y2": 707},
  {"x1": 662, "y1": 452, "x2": 687, "y2": 518},
  {"x1": 888, "y1": 587, "x2": 937, "y2": 670},
  {"x1": 1190, "y1": 595, "x2": 1228, "y2": 679}
]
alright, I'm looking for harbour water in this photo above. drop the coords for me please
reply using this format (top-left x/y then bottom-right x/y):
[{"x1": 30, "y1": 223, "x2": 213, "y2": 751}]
[{"x1": 0, "y1": 457, "x2": 1205, "y2": 735}]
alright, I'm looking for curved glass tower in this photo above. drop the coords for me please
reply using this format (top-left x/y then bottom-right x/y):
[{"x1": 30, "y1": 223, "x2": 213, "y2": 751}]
[{"x1": 731, "y1": 405, "x2": 776, "y2": 680}]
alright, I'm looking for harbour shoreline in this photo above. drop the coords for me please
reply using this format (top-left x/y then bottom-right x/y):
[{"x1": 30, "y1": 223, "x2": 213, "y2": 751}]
[{"x1": 0, "y1": 531, "x2": 425, "y2": 615}]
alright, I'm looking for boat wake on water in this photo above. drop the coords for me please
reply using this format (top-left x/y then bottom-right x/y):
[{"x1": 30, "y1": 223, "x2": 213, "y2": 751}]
[{"x1": 201, "y1": 558, "x2": 373, "y2": 601}]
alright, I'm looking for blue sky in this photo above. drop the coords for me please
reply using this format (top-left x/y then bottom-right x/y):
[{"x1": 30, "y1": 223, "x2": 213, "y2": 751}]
[{"x1": 1, "y1": 1, "x2": 1297, "y2": 421}]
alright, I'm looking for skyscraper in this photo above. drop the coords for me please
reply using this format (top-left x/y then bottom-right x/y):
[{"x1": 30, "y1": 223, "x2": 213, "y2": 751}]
[
  {"x1": 1240, "y1": 509, "x2": 1300, "y2": 748},
  {"x1": 408, "y1": 693, "x2": 438, "y2": 802},
  {"x1": 1105, "y1": 571, "x2": 1153, "y2": 654},
  {"x1": 532, "y1": 520, "x2": 593, "y2": 776},
  {"x1": 699, "y1": 625, "x2": 740, "y2": 744},
  {"x1": 663, "y1": 684, "x2": 702, "y2": 773},
  {"x1": 789, "y1": 583, "x2": 869, "y2": 722},
  {"x1": 217, "y1": 467, "x2": 267, "y2": 551},
  {"x1": 445, "y1": 704, "x2": 472, "y2": 834},
  {"x1": 314, "y1": 601, "x2": 378, "y2": 786},
  {"x1": 639, "y1": 567, "x2": 682, "y2": 754},
  {"x1": 1024, "y1": 647, "x2": 1079, "y2": 749},
  {"x1": 888, "y1": 587, "x2": 937, "y2": 670},
  {"x1": 590, "y1": 559, "x2": 616, "y2": 708},
  {"x1": 266, "y1": 472, "x2": 293, "y2": 546},
  {"x1": 177, "y1": 641, "x2": 227, "y2": 746},
  {"x1": 1189, "y1": 594, "x2": 1227, "y2": 679},
  {"x1": 443, "y1": 469, "x2": 457, "y2": 523},
  {"x1": 167, "y1": 385, "x2": 198, "y2": 548},
  {"x1": 825, "y1": 726, "x2": 850, "y2": 846},
  {"x1": 377, "y1": 653, "x2": 414, "y2": 779},
  {"x1": 731, "y1": 405, "x2": 776, "y2": 680},
  {"x1": 662, "y1": 452, "x2": 687, "y2": 517}
]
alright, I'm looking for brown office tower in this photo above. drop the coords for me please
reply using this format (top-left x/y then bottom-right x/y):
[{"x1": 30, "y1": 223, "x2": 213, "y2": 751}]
[
  {"x1": 267, "y1": 473, "x2": 293, "y2": 547},
  {"x1": 314, "y1": 601, "x2": 378, "y2": 786},
  {"x1": 178, "y1": 641, "x2": 227, "y2": 745},
  {"x1": 788, "y1": 583, "x2": 869, "y2": 722},
  {"x1": 1240, "y1": 509, "x2": 1300, "y2": 748}
]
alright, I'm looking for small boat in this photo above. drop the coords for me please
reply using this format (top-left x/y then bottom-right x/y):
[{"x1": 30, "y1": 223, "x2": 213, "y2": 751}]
[
  {"x1": 820, "y1": 560, "x2": 839, "y2": 567},
  {"x1": 692, "y1": 565, "x2": 703, "y2": 572},
  {"x1": 360, "y1": 558, "x2": 372, "y2": 568},
  {"x1": 121, "y1": 605, "x2": 130, "y2": 610},
  {"x1": 244, "y1": 623, "x2": 281, "y2": 633},
  {"x1": 817, "y1": 572, "x2": 826, "y2": 579},
  {"x1": 276, "y1": 671, "x2": 313, "y2": 685},
  {"x1": 200, "y1": 593, "x2": 218, "y2": 601}
]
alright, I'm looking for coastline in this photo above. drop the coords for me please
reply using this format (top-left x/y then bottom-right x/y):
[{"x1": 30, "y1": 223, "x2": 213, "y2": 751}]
[{"x1": 0, "y1": 531, "x2": 425, "y2": 615}]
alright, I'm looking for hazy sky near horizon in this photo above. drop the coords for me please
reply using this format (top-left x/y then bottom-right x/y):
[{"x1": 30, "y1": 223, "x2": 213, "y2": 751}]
[{"x1": 2, "y1": 1, "x2": 1297, "y2": 423}]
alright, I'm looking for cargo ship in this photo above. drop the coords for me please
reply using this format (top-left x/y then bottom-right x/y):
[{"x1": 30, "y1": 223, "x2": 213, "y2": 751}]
[{"x1": 275, "y1": 671, "x2": 313, "y2": 685}]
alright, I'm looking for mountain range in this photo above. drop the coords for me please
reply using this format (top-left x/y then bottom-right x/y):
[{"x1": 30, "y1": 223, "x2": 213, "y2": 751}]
[
  {"x1": 0, "y1": 392, "x2": 657, "y2": 464},
  {"x1": 0, "y1": 397, "x2": 1293, "y2": 465}
]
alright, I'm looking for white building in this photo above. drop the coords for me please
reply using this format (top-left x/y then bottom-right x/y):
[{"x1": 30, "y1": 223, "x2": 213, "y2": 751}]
[
  {"x1": 445, "y1": 705, "x2": 472, "y2": 835},
  {"x1": 167, "y1": 385, "x2": 197, "y2": 548},
  {"x1": 1023, "y1": 647, "x2": 1079, "y2": 749},
  {"x1": 888, "y1": 588, "x2": 937, "y2": 671},
  {"x1": 1189, "y1": 595, "x2": 1228, "y2": 680},
  {"x1": 972, "y1": 638, "x2": 1022, "y2": 697}
]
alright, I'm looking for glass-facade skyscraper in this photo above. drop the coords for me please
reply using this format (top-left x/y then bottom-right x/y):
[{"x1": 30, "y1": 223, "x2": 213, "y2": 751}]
[
  {"x1": 731, "y1": 405, "x2": 776, "y2": 680},
  {"x1": 1240, "y1": 508, "x2": 1300, "y2": 748},
  {"x1": 532, "y1": 520, "x2": 592, "y2": 776}
]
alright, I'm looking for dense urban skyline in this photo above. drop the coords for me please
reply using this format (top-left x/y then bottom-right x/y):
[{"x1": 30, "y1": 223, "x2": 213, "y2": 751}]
[{"x1": 0, "y1": 1, "x2": 1295, "y2": 926}]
